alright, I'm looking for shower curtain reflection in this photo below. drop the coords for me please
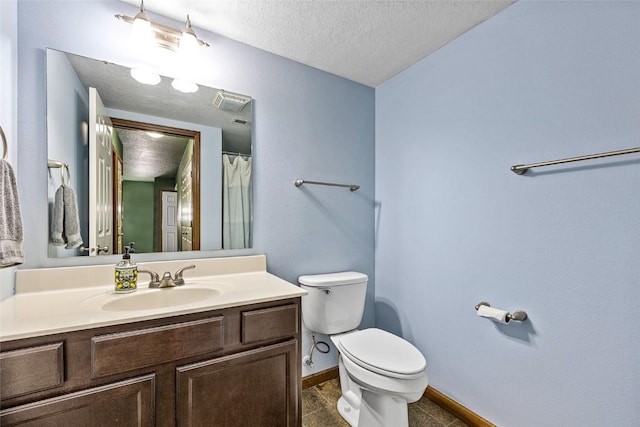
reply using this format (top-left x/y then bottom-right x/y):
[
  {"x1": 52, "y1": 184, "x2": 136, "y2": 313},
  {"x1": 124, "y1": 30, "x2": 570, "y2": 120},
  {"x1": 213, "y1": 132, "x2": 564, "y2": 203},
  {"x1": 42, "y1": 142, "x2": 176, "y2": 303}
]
[{"x1": 222, "y1": 154, "x2": 252, "y2": 249}]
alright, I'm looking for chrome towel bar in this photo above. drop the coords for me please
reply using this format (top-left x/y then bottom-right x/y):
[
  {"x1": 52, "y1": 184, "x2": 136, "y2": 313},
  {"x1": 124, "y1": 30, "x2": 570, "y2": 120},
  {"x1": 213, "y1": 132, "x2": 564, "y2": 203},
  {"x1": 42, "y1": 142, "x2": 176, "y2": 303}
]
[
  {"x1": 511, "y1": 146, "x2": 640, "y2": 175},
  {"x1": 294, "y1": 179, "x2": 360, "y2": 191}
]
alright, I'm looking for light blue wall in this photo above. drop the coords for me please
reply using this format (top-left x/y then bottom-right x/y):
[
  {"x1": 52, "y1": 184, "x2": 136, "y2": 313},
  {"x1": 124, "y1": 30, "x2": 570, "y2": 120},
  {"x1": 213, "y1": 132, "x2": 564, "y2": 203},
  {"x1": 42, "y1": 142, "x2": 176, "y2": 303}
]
[
  {"x1": 0, "y1": 0, "x2": 18, "y2": 300},
  {"x1": 46, "y1": 49, "x2": 89, "y2": 258},
  {"x1": 375, "y1": 1, "x2": 640, "y2": 426},
  {"x1": 16, "y1": 0, "x2": 375, "y2": 375}
]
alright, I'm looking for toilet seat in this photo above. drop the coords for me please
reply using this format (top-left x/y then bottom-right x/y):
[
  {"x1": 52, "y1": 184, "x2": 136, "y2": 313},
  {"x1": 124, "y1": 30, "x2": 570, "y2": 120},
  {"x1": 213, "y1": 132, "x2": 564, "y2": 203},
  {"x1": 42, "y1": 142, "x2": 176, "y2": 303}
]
[{"x1": 336, "y1": 328, "x2": 426, "y2": 379}]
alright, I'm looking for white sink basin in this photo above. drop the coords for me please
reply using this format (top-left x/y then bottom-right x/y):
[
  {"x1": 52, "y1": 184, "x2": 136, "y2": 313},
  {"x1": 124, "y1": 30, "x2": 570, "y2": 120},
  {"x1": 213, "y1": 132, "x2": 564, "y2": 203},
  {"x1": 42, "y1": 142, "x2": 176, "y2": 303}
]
[{"x1": 99, "y1": 287, "x2": 220, "y2": 312}]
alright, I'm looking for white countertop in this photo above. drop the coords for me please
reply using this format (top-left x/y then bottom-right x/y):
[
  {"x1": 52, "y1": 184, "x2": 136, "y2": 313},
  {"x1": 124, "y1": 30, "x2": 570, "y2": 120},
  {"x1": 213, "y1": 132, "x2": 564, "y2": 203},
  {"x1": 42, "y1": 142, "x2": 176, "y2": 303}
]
[{"x1": 0, "y1": 256, "x2": 307, "y2": 342}]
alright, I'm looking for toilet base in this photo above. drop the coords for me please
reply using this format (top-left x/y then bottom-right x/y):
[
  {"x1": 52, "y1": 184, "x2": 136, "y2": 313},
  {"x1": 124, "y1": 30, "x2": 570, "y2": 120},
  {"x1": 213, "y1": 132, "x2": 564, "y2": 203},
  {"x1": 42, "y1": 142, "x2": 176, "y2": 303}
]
[
  {"x1": 336, "y1": 394, "x2": 359, "y2": 427},
  {"x1": 336, "y1": 390, "x2": 410, "y2": 427},
  {"x1": 336, "y1": 355, "x2": 413, "y2": 427}
]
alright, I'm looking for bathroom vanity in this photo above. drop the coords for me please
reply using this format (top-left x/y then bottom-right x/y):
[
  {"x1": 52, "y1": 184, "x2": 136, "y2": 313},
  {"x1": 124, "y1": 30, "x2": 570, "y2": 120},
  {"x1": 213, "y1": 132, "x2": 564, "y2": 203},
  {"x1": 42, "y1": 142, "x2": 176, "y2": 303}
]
[{"x1": 0, "y1": 256, "x2": 305, "y2": 426}]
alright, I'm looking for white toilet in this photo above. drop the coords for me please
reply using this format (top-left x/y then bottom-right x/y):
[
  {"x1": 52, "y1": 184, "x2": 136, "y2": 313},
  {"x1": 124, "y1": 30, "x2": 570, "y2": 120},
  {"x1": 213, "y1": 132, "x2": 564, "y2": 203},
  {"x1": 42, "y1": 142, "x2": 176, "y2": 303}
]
[{"x1": 299, "y1": 272, "x2": 428, "y2": 427}]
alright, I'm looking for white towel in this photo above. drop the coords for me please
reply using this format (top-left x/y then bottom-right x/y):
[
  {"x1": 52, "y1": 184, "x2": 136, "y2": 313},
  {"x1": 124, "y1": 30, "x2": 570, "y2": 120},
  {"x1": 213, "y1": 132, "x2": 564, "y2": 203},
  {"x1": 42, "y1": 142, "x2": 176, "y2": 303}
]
[
  {"x1": 51, "y1": 184, "x2": 83, "y2": 249},
  {"x1": 0, "y1": 159, "x2": 24, "y2": 267}
]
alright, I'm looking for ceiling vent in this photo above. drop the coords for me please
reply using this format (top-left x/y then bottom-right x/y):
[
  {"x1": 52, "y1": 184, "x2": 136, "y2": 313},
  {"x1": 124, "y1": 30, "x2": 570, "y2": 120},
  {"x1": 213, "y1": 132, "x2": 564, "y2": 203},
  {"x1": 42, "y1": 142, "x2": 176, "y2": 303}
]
[
  {"x1": 232, "y1": 117, "x2": 251, "y2": 126},
  {"x1": 213, "y1": 90, "x2": 251, "y2": 113}
]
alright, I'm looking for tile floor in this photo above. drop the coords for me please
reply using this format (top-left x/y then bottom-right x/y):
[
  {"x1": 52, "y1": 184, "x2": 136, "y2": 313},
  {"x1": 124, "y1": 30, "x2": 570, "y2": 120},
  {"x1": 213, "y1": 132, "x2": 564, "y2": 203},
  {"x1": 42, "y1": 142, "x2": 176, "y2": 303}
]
[{"x1": 302, "y1": 378, "x2": 468, "y2": 427}]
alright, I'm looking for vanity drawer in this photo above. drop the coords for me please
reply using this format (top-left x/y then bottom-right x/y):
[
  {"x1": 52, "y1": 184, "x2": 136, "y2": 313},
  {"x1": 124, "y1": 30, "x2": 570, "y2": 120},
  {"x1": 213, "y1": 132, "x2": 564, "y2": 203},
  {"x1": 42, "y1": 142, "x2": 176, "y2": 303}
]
[
  {"x1": 91, "y1": 316, "x2": 224, "y2": 378},
  {"x1": 241, "y1": 304, "x2": 298, "y2": 344},
  {"x1": 0, "y1": 342, "x2": 64, "y2": 400}
]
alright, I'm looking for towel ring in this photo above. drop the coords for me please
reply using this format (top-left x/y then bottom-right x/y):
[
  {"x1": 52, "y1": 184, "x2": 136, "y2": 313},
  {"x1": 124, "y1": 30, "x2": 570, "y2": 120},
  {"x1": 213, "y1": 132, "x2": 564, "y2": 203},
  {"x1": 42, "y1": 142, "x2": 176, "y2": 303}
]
[
  {"x1": 0, "y1": 126, "x2": 7, "y2": 160},
  {"x1": 61, "y1": 164, "x2": 71, "y2": 186}
]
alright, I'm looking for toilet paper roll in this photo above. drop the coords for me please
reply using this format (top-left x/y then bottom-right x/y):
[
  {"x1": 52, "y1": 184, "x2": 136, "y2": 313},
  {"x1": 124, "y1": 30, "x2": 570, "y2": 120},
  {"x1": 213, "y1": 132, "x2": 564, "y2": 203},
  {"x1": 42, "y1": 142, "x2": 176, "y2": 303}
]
[{"x1": 477, "y1": 305, "x2": 509, "y2": 324}]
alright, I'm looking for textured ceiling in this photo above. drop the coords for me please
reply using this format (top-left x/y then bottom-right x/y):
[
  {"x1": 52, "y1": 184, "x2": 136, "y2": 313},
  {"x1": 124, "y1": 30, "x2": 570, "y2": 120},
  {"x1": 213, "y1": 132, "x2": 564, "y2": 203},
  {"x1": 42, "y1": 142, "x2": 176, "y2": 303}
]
[
  {"x1": 63, "y1": 51, "x2": 252, "y2": 180},
  {"x1": 117, "y1": 129, "x2": 190, "y2": 181},
  {"x1": 66, "y1": 52, "x2": 252, "y2": 152},
  {"x1": 124, "y1": 0, "x2": 514, "y2": 87}
]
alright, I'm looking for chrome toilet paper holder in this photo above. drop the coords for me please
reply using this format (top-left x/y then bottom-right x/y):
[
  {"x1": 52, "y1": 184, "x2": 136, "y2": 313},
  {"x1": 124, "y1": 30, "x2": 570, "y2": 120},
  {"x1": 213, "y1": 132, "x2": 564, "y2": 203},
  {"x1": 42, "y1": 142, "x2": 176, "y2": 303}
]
[{"x1": 475, "y1": 301, "x2": 528, "y2": 322}]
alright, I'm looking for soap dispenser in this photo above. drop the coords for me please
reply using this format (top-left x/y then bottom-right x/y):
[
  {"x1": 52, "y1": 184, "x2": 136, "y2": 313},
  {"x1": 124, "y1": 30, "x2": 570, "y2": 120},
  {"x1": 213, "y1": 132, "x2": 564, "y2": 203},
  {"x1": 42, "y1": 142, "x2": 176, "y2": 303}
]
[{"x1": 115, "y1": 246, "x2": 138, "y2": 293}]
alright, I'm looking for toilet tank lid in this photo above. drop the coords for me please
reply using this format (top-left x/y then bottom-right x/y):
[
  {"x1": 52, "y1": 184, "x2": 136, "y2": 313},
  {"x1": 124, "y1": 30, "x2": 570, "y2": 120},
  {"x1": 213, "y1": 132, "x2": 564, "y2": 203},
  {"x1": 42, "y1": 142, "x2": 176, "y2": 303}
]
[{"x1": 298, "y1": 271, "x2": 368, "y2": 287}]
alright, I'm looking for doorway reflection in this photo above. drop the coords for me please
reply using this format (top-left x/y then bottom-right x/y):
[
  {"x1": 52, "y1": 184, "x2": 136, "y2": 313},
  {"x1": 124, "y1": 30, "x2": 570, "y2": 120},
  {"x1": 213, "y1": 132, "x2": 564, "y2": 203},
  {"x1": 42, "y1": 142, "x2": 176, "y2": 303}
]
[{"x1": 111, "y1": 118, "x2": 201, "y2": 254}]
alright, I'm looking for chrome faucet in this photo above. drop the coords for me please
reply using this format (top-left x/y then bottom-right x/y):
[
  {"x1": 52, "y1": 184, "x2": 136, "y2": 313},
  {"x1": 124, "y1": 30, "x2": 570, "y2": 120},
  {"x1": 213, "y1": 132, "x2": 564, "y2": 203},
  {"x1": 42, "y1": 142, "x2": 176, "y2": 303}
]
[
  {"x1": 158, "y1": 272, "x2": 177, "y2": 288},
  {"x1": 174, "y1": 265, "x2": 196, "y2": 286},
  {"x1": 138, "y1": 265, "x2": 196, "y2": 288},
  {"x1": 138, "y1": 269, "x2": 161, "y2": 288}
]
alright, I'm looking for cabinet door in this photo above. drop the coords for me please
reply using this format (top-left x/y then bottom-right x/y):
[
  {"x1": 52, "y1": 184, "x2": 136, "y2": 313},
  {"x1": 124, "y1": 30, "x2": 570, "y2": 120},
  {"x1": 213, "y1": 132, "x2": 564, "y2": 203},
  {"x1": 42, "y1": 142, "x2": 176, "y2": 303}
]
[
  {"x1": 177, "y1": 340, "x2": 299, "y2": 427},
  {"x1": 0, "y1": 375, "x2": 155, "y2": 426}
]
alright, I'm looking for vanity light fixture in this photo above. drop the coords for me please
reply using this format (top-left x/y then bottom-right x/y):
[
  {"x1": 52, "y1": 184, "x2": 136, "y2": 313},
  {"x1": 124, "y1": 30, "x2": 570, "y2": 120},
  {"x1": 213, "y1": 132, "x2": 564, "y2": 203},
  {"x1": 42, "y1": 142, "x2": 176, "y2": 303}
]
[
  {"x1": 117, "y1": 2, "x2": 206, "y2": 93},
  {"x1": 116, "y1": 1, "x2": 210, "y2": 53}
]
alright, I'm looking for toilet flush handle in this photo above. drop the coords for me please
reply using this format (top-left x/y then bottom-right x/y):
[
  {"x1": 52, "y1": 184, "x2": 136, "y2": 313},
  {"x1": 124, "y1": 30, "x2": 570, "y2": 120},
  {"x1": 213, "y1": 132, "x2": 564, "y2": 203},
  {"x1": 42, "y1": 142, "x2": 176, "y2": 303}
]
[{"x1": 319, "y1": 287, "x2": 331, "y2": 295}]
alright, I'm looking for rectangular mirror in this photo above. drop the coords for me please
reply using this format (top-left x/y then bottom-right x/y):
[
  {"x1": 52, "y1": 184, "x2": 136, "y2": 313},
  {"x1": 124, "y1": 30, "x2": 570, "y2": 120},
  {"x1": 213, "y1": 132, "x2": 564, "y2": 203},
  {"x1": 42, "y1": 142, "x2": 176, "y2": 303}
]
[{"x1": 46, "y1": 49, "x2": 253, "y2": 257}]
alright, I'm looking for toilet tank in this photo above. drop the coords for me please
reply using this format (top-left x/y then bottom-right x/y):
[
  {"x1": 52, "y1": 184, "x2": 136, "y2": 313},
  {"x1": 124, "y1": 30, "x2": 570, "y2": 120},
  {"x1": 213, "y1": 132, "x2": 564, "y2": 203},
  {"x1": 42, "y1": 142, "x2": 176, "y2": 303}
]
[{"x1": 298, "y1": 271, "x2": 368, "y2": 335}]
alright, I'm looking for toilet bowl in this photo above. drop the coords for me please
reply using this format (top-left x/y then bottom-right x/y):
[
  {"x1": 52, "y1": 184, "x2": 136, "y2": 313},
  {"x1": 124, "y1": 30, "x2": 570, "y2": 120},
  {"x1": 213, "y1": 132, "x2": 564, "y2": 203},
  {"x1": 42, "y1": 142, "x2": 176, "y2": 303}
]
[
  {"x1": 331, "y1": 329, "x2": 428, "y2": 427},
  {"x1": 299, "y1": 272, "x2": 428, "y2": 427}
]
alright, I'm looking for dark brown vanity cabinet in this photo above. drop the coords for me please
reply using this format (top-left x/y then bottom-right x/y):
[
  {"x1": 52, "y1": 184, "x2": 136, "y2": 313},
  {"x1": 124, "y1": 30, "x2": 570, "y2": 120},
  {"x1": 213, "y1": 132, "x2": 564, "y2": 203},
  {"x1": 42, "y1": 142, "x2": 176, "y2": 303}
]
[
  {"x1": 0, "y1": 375, "x2": 156, "y2": 426},
  {"x1": 176, "y1": 340, "x2": 298, "y2": 426},
  {"x1": 0, "y1": 298, "x2": 302, "y2": 426}
]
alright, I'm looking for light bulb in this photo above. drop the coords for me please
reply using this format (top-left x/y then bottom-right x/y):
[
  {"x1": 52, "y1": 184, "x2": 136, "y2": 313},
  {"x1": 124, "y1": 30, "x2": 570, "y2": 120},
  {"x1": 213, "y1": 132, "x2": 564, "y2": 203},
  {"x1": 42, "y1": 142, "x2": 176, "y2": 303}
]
[
  {"x1": 179, "y1": 15, "x2": 199, "y2": 56},
  {"x1": 180, "y1": 32, "x2": 198, "y2": 55},
  {"x1": 130, "y1": 2, "x2": 154, "y2": 51}
]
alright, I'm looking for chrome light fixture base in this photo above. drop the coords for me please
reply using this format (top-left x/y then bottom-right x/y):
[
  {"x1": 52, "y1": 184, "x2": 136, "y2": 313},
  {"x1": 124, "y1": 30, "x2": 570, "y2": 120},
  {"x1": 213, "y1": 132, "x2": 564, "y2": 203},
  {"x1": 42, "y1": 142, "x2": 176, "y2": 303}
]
[
  {"x1": 115, "y1": 13, "x2": 210, "y2": 52},
  {"x1": 116, "y1": 0, "x2": 209, "y2": 53}
]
